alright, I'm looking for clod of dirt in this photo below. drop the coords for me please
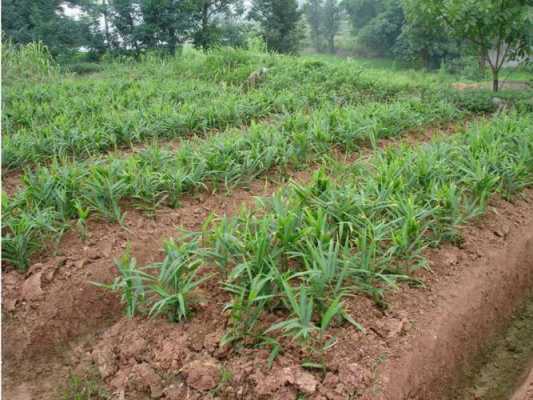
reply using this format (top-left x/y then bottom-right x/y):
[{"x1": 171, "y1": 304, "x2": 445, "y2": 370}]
[
  {"x1": 372, "y1": 317, "x2": 409, "y2": 340},
  {"x1": 92, "y1": 345, "x2": 117, "y2": 379},
  {"x1": 162, "y1": 383, "x2": 190, "y2": 400},
  {"x1": 293, "y1": 369, "x2": 319, "y2": 394},
  {"x1": 203, "y1": 330, "x2": 222, "y2": 355},
  {"x1": 181, "y1": 357, "x2": 220, "y2": 391},
  {"x1": 252, "y1": 366, "x2": 319, "y2": 396},
  {"x1": 131, "y1": 363, "x2": 164, "y2": 398},
  {"x1": 20, "y1": 272, "x2": 44, "y2": 302},
  {"x1": 121, "y1": 334, "x2": 147, "y2": 361},
  {"x1": 4, "y1": 298, "x2": 17, "y2": 313},
  {"x1": 493, "y1": 224, "x2": 510, "y2": 239},
  {"x1": 84, "y1": 246, "x2": 102, "y2": 260}
]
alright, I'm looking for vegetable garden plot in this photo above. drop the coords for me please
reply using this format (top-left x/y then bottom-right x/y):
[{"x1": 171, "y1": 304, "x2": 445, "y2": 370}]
[
  {"x1": 2, "y1": 95, "x2": 463, "y2": 270},
  {"x1": 105, "y1": 113, "x2": 533, "y2": 355}
]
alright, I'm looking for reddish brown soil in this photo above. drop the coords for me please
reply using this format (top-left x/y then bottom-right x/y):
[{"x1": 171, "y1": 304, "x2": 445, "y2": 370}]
[
  {"x1": 5, "y1": 189, "x2": 532, "y2": 400},
  {"x1": 511, "y1": 364, "x2": 533, "y2": 400},
  {"x1": 3, "y1": 119, "x2": 510, "y2": 400},
  {"x1": 1, "y1": 169, "x2": 24, "y2": 197}
]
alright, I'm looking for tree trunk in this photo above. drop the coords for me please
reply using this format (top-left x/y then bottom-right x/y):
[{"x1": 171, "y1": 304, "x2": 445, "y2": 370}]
[
  {"x1": 420, "y1": 48, "x2": 430, "y2": 69},
  {"x1": 492, "y1": 68, "x2": 499, "y2": 92},
  {"x1": 102, "y1": 0, "x2": 111, "y2": 50},
  {"x1": 479, "y1": 48, "x2": 487, "y2": 76},
  {"x1": 201, "y1": 3, "x2": 209, "y2": 50},
  {"x1": 168, "y1": 28, "x2": 176, "y2": 55}
]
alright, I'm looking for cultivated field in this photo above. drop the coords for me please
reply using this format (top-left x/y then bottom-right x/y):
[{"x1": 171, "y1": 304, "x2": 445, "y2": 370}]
[{"x1": 2, "y1": 46, "x2": 533, "y2": 400}]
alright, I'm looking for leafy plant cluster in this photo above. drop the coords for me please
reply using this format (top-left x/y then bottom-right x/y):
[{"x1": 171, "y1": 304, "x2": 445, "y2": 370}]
[
  {"x1": 2, "y1": 95, "x2": 460, "y2": 270},
  {"x1": 109, "y1": 114, "x2": 533, "y2": 352},
  {"x1": 100, "y1": 239, "x2": 210, "y2": 322}
]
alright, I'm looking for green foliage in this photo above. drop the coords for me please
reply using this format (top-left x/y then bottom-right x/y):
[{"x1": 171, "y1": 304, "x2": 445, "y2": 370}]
[
  {"x1": 404, "y1": 0, "x2": 532, "y2": 90},
  {"x1": 203, "y1": 113, "x2": 533, "y2": 347},
  {"x1": 249, "y1": 0, "x2": 304, "y2": 53},
  {"x1": 342, "y1": 0, "x2": 383, "y2": 33},
  {"x1": 441, "y1": 56, "x2": 490, "y2": 81},
  {"x1": 62, "y1": 373, "x2": 109, "y2": 400},
  {"x1": 99, "y1": 239, "x2": 211, "y2": 322},
  {"x1": 2, "y1": 0, "x2": 93, "y2": 56},
  {"x1": 192, "y1": 1, "x2": 243, "y2": 50},
  {"x1": 3, "y1": 92, "x2": 463, "y2": 269},
  {"x1": 97, "y1": 251, "x2": 149, "y2": 318},
  {"x1": 2, "y1": 206, "x2": 62, "y2": 271},
  {"x1": 148, "y1": 239, "x2": 211, "y2": 322},
  {"x1": 3, "y1": 48, "x2": 446, "y2": 170},
  {"x1": 356, "y1": 0, "x2": 404, "y2": 57},
  {"x1": 66, "y1": 62, "x2": 104, "y2": 75},
  {"x1": 2, "y1": 40, "x2": 60, "y2": 84},
  {"x1": 304, "y1": 0, "x2": 343, "y2": 53}
]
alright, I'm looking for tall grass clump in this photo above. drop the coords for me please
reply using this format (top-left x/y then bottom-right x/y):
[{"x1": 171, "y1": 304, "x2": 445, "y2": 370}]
[
  {"x1": 99, "y1": 238, "x2": 210, "y2": 322},
  {"x1": 2, "y1": 40, "x2": 60, "y2": 84}
]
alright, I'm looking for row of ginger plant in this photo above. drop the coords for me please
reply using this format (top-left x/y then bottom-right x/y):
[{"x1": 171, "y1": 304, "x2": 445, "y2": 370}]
[
  {"x1": 3, "y1": 95, "x2": 465, "y2": 270},
  {"x1": 3, "y1": 47, "x2": 445, "y2": 170},
  {"x1": 103, "y1": 114, "x2": 532, "y2": 357}
]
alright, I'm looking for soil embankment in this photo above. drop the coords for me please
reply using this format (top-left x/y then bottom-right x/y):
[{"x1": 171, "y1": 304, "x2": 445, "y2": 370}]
[
  {"x1": 457, "y1": 297, "x2": 533, "y2": 400},
  {"x1": 366, "y1": 193, "x2": 533, "y2": 400}
]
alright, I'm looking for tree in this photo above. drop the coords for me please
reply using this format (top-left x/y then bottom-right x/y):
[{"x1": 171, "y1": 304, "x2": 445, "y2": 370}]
[
  {"x1": 356, "y1": 0, "x2": 404, "y2": 56},
  {"x1": 2, "y1": 0, "x2": 91, "y2": 55},
  {"x1": 322, "y1": 0, "x2": 343, "y2": 53},
  {"x1": 394, "y1": 19, "x2": 459, "y2": 69},
  {"x1": 192, "y1": 0, "x2": 242, "y2": 49},
  {"x1": 249, "y1": 0, "x2": 303, "y2": 53},
  {"x1": 404, "y1": 0, "x2": 532, "y2": 91},
  {"x1": 342, "y1": 0, "x2": 384, "y2": 33},
  {"x1": 304, "y1": 0, "x2": 324, "y2": 51},
  {"x1": 139, "y1": 0, "x2": 196, "y2": 55}
]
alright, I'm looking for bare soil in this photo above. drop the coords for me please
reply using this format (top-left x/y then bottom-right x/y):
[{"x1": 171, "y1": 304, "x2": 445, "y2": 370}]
[
  {"x1": 454, "y1": 296, "x2": 533, "y2": 400},
  {"x1": 511, "y1": 362, "x2": 533, "y2": 400},
  {"x1": 3, "y1": 120, "x2": 529, "y2": 400}
]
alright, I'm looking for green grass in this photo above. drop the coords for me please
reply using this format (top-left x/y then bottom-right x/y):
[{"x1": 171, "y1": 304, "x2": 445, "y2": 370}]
[{"x1": 107, "y1": 114, "x2": 532, "y2": 353}]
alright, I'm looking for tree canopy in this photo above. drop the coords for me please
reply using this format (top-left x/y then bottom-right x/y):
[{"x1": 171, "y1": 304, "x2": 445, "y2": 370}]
[
  {"x1": 404, "y1": 0, "x2": 532, "y2": 90},
  {"x1": 249, "y1": 0, "x2": 303, "y2": 53}
]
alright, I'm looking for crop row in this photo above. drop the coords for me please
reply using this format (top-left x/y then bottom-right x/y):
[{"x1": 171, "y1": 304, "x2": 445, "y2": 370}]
[
  {"x1": 105, "y1": 114, "x2": 533, "y2": 354},
  {"x1": 2, "y1": 48, "x2": 441, "y2": 170},
  {"x1": 3, "y1": 96, "x2": 462, "y2": 270}
]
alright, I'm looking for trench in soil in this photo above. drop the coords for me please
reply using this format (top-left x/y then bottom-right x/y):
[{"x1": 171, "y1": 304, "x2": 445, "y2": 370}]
[{"x1": 455, "y1": 295, "x2": 533, "y2": 400}]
